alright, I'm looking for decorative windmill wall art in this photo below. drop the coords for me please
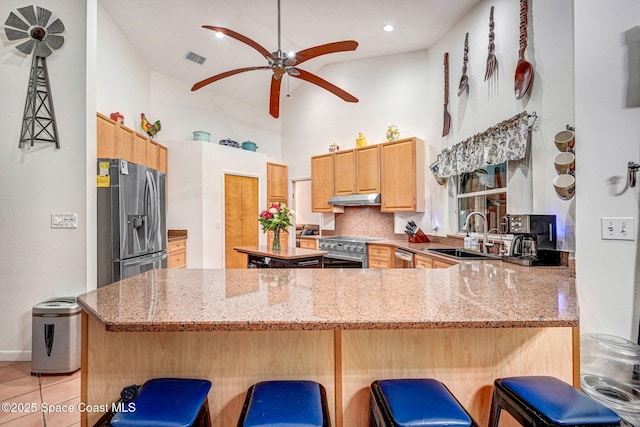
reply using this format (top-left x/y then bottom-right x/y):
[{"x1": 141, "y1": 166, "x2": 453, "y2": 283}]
[{"x1": 3, "y1": 5, "x2": 65, "y2": 148}]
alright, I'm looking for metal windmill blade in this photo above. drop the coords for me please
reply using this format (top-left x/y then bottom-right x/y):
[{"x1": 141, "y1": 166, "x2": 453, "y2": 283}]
[{"x1": 3, "y1": 5, "x2": 65, "y2": 148}]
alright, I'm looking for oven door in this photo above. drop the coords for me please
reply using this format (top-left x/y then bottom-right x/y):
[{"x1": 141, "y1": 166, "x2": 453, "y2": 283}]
[{"x1": 322, "y1": 253, "x2": 365, "y2": 268}]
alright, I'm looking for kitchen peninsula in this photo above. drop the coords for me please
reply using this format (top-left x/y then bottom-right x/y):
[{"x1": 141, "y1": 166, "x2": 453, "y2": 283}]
[
  {"x1": 234, "y1": 245, "x2": 326, "y2": 268},
  {"x1": 78, "y1": 261, "x2": 578, "y2": 427}
]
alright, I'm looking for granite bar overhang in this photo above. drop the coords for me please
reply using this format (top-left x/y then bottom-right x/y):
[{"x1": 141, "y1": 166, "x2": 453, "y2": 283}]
[{"x1": 78, "y1": 262, "x2": 578, "y2": 333}]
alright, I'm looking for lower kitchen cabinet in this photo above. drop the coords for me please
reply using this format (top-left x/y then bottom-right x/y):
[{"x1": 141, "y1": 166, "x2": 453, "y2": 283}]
[
  {"x1": 414, "y1": 253, "x2": 434, "y2": 268},
  {"x1": 414, "y1": 253, "x2": 455, "y2": 269},
  {"x1": 299, "y1": 237, "x2": 318, "y2": 250},
  {"x1": 168, "y1": 237, "x2": 187, "y2": 269},
  {"x1": 368, "y1": 244, "x2": 393, "y2": 268}
]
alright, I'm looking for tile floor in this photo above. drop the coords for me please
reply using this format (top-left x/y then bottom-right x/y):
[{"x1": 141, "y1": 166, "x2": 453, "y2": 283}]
[{"x1": 0, "y1": 361, "x2": 80, "y2": 426}]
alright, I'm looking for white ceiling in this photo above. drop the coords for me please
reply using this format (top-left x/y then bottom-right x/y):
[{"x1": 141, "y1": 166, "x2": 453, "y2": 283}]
[{"x1": 100, "y1": 0, "x2": 481, "y2": 111}]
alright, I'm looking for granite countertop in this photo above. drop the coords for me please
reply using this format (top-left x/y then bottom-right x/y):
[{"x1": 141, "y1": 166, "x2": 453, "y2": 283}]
[
  {"x1": 167, "y1": 229, "x2": 188, "y2": 241},
  {"x1": 234, "y1": 245, "x2": 327, "y2": 259},
  {"x1": 78, "y1": 260, "x2": 578, "y2": 332}
]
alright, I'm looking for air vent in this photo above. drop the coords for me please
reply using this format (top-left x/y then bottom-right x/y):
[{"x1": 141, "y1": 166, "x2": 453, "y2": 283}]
[{"x1": 185, "y1": 51, "x2": 206, "y2": 65}]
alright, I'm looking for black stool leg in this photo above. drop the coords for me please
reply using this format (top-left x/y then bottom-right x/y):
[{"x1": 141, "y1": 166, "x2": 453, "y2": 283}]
[{"x1": 488, "y1": 394, "x2": 501, "y2": 427}]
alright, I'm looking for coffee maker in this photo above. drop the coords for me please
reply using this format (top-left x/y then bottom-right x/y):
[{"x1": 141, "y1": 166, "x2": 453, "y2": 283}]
[{"x1": 505, "y1": 214, "x2": 561, "y2": 266}]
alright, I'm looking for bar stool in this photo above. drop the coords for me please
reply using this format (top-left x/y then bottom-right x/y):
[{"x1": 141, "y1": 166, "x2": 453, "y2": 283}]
[
  {"x1": 369, "y1": 378, "x2": 477, "y2": 427},
  {"x1": 489, "y1": 376, "x2": 621, "y2": 427},
  {"x1": 237, "y1": 380, "x2": 330, "y2": 427},
  {"x1": 110, "y1": 377, "x2": 212, "y2": 427}
]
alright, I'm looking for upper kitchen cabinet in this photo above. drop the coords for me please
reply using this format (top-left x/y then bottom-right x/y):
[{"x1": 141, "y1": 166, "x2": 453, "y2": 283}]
[
  {"x1": 97, "y1": 113, "x2": 168, "y2": 172},
  {"x1": 331, "y1": 145, "x2": 380, "y2": 196},
  {"x1": 311, "y1": 153, "x2": 334, "y2": 212},
  {"x1": 380, "y1": 137, "x2": 425, "y2": 212},
  {"x1": 267, "y1": 162, "x2": 288, "y2": 204},
  {"x1": 334, "y1": 150, "x2": 355, "y2": 195},
  {"x1": 355, "y1": 145, "x2": 380, "y2": 194},
  {"x1": 157, "y1": 144, "x2": 168, "y2": 174}
]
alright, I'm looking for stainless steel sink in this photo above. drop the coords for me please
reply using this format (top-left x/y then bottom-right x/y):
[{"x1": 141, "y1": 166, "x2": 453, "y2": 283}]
[{"x1": 425, "y1": 248, "x2": 502, "y2": 260}]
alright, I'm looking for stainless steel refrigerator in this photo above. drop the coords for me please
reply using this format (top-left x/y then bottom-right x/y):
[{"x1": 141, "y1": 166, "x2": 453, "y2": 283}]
[{"x1": 97, "y1": 159, "x2": 167, "y2": 287}]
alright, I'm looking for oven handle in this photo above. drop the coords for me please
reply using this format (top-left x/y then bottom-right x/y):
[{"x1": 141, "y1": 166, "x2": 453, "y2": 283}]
[{"x1": 324, "y1": 253, "x2": 365, "y2": 263}]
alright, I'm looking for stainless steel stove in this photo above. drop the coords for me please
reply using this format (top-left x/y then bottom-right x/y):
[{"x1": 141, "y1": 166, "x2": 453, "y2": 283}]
[{"x1": 318, "y1": 236, "x2": 379, "y2": 268}]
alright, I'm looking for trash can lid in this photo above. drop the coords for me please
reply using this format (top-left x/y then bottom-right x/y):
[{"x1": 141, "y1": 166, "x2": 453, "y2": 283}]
[{"x1": 33, "y1": 297, "x2": 81, "y2": 315}]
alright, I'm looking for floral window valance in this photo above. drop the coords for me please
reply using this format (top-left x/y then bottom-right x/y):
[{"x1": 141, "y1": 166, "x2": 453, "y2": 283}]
[{"x1": 432, "y1": 111, "x2": 536, "y2": 180}]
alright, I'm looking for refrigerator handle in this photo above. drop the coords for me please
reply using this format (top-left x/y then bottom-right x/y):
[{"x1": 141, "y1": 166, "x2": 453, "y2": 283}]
[{"x1": 145, "y1": 170, "x2": 160, "y2": 250}]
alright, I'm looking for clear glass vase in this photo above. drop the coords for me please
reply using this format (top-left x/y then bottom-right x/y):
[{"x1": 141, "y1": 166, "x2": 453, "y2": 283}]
[{"x1": 271, "y1": 229, "x2": 281, "y2": 252}]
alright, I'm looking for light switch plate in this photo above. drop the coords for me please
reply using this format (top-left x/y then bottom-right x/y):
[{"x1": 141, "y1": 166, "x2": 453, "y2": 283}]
[
  {"x1": 51, "y1": 213, "x2": 78, "y2": 229},
  {"x1": 601, "y1": 217, "x2": 634, "y2": 240}
]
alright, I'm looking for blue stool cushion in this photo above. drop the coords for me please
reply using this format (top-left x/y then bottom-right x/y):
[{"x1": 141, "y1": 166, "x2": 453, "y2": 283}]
[
  {"x1": 110, "y1": 378, "x2": 212, "y2": 427},
  {"x1": 242, "y1": 380, "x2": 325, "y2": 427},
  {"x1": 501, "y1": 376, "x2": 620, "y2": 425},
  {"x1": 376, "y1": 379, "x2": 473, "y2": 427}
]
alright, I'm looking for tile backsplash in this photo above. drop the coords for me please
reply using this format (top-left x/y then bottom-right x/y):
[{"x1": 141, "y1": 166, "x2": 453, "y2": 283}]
[{"x1": 322, "y1": 206, "x2": 398, "y2": 239}]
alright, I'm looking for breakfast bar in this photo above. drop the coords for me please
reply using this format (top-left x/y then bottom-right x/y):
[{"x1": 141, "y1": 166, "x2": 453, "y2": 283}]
[{"x1": 78, "y1": 262, "x2": 578, "y2": 427}]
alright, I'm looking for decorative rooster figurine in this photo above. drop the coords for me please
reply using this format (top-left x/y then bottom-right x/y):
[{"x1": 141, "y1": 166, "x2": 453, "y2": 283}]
[{"x1": 140, "y1": 113, "x2": 161, "y2": 138}]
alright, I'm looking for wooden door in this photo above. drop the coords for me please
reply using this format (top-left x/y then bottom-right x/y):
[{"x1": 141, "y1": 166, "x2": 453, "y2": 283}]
[{"x1": 225, "y1": 174, "x2": 259, "y2": 268}]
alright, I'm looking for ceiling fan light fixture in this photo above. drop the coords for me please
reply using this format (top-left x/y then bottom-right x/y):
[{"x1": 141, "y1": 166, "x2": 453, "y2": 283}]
[
  {"x1": 383, "y1": 24, "x2": 394, "y2": 32},
  {"x1": 287, "y1": 50, "x2": 295, "y2": 58},
  {"x1": 215, "y1": 31, "x2": 224, "y2": 39}
]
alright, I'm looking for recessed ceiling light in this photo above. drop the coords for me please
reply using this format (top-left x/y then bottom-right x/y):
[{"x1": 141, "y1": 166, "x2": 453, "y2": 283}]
[
  {"x1": 215, "y1": 31, "x2": 224, "y2": 39},
  {"x1": 383, "y1": 24, "x2": 394, "y2": 32}
]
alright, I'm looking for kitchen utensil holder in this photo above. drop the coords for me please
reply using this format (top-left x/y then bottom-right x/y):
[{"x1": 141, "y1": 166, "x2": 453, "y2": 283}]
[{"x1": 408, "y1": 229, "x2": 430, "y2": 243}]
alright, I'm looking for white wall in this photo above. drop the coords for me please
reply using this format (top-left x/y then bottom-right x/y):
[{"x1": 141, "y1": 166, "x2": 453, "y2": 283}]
[
  {"x1": 163, "y1": 140, "x2": 270, "y2": 268},
  {"x1": 575, "y1": 0, "x2": 640, "y2": 340},
  {"x1": 96, "y1": 4, "x2": 283, "y2": 268},
  {"x1": 281, "y1": 0, "x2": 575, "y2": 248},
  {"x1": 0, "y1": 0, "x2": 92, "y2": 360}
]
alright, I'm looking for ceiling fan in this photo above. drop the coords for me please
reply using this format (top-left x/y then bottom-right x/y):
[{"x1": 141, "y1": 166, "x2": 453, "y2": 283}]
[{"x1": 191, "y1": 0, "x2": 359, "y2": 118}]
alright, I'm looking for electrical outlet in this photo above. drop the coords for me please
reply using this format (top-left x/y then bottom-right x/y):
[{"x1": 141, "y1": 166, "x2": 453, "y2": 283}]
[
  {"x1": 51, "y1": 213, "x2": 78, "y2": 229},
  {"x1": 601, "y1": 217, "x2": 634, "y2": 240}
]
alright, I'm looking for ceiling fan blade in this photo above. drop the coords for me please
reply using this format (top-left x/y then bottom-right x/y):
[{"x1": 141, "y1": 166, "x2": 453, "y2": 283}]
[
  {"x1": 191, "y1": 66, "x2": 270, "y2": 91},
  {"x1": 269, "y1": 76, "x2": 283, "y2": 118},
  {"x1": 293, "y1": 69, "x2": 358, "y2": 103},
  {"x1": 203, "y1": 26, "x2": 274, "y2": 62},
  {"x1": 293, "y1": 41, "x2": 358, "y2": 66}
]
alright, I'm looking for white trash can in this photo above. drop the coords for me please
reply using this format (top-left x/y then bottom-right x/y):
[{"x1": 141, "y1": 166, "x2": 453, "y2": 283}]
[{"x1": 31, "y1": 297, "x2": 81, "y2": 374}]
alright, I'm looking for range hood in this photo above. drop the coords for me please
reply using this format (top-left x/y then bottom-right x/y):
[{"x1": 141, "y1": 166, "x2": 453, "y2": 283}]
[{"x1": 327, "y1": 193, "x2": 381, "y2": 206}]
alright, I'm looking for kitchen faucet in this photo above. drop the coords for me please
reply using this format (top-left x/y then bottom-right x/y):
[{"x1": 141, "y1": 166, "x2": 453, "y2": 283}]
[
  {"x1": 463, "y1": 212, "x2": 488, "y2": 253},
  {"x1": 485, "y1": 227, "x2": 506, "y2": 255}
]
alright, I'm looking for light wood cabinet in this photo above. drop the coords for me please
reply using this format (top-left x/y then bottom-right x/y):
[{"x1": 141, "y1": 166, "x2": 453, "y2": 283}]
[
  {"x1": 97, "y1": 113, "x2": 168, "y2": 173},
  {"x1": 299, "y1": 237, "x2": 318, "y2": 250},
  {"x1": 267, "y1": 162, "x2": 288, "y2": 203},
  {"x1": 116, "y1": 125, "x2": 135, "y2": 163},
  {"x1": 368, "y1": 244, "x2": 393, "y2": 269},
  {"x1": 157, "y1": 144, "x2": 168, "y2": 174},
  {"x1": 355, "y1": 145, "x2": 380, "y2": 193},
  {"x1": 96, "y1": 113, "x2": 117, "y2": 159},
  {"x1": 414, "y1": 252, "x2": 455, "y2": 269},
  {"x1": 380, "y1": 137, "x2": 425, "y2": 212},
  {"x1": 146, "y1": 139, "x2": 159, "y2": 170},
  {"x1": 311, "y1": 153, "x2": 334, "y2": 212},
  {"x1": 132, "y1": 132, "x2": 148, "y2": 165},
  {"x1": 334, "y1": 150, "x2": 356, "y2": 195},
  {"x1": 414, "y1": 253, "x2": 434, "y2": 269},
  {"x1": 168, "y1": 238, "x2": 187, "y2": 269}
]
